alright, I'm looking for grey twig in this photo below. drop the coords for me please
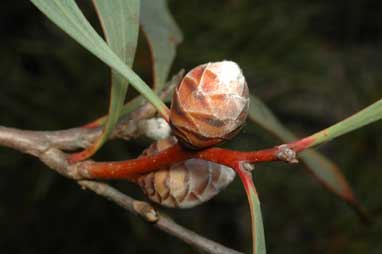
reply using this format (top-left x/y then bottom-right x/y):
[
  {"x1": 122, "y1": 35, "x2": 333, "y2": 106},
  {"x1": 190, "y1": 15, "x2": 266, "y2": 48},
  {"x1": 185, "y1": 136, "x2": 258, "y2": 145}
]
[
  {"x1": 79, "y1": 181, "x2": 242, "y2": 254},
  {"x1": 0, "y1": 125, "x2": 241, "y2": 254}
]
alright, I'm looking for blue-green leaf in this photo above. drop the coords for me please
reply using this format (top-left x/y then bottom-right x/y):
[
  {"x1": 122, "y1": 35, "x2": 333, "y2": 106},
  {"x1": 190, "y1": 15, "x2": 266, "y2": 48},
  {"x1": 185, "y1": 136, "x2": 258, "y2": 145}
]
[
  {"x1": 30, "y1": 0, "x2": 168, "y2": 161},
  {"x1": 237, "y1": 166, "x2": 266, "y2": 254},
  {"x1": 77, "y1": 0, "x2": 140, "y2": 157},
  {"x1": 248, "y1": 94, "x2": 368, "y2": 219},
  {"x1": 141, "y1": 0, "x2": 183, "y2": 92}
]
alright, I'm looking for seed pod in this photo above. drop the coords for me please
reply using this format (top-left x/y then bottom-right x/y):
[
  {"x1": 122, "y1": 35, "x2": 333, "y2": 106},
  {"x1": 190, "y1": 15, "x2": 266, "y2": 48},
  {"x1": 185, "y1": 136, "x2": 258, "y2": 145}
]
[
  {"x1": 136, "y1": 137, "x2": 236, "y2": 208},
  {"x1": 170, "y1": 60, "x2": 249, "y2": 149}
]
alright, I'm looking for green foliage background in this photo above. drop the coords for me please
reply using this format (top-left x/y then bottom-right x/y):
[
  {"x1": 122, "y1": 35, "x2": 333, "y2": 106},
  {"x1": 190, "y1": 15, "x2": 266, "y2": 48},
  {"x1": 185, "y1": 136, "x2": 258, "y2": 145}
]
[{"x1": 0, "y1": 0, "x2": 381, "y2": 253}]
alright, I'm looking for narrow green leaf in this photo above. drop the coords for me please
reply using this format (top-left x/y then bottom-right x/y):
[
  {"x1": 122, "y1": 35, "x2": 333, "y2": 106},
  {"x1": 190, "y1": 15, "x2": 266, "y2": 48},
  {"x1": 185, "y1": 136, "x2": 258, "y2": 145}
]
[
  {"x1": 237, "y1": 166, "x2": 266, "y2": 254},
  {"x1": 86, "y1": 70, "x2": 185, "y2": 129},
  {"x1": 91, "y1": 0, "x2": 183, "y2": 127},
  {"x1": 31, "y1": 0, "x2": 169, "y2": 161},
  {"x1": 308, "y1": 98, "x2": 382, "y2": 147},
  {"x1": 107, "y1": 0, "x2": 183, "y2": 124},
  {"x1": 248, "y1": 94, "x2": 368, "y2": 219},
  {"x1": 79, "y1": 0, "x2": 140, "y2": 157},
  {"x1": 141, "y1": 0, "x2": 183, "y2": 92},
  {"x1": 30, "y1": 0, "x2": 168, "y2": 124},
  {"x1": 299, "y1": 150, "x2": 356, "y2": 204},
  {"x1": 93, "y1": 0, "x2": 139, "y2": 67}
]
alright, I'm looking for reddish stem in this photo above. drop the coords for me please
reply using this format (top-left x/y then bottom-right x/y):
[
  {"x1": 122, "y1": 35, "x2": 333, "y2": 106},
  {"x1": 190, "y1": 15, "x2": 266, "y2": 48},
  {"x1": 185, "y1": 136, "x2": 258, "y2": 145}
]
[
  {"x1": 82, "y1": 119, "x2": 102, "y2": 129},
  {"x1": 77, "y1": 135, "x2": 315, "y2": 179},
  {"x1": 68, "y1": 147, "x2": 98, "y2": 163},
  {"x1": 80, "y1": 144, "x2": 190, "y2": 178}
]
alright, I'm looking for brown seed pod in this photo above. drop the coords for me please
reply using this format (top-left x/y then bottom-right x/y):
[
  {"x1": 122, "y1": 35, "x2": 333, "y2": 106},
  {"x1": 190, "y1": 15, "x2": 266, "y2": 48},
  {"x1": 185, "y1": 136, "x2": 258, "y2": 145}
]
[
  {"x1": 136, "y1": 137, "x2": 236, "y2": 208},
  {"x1": 170, "y1": 61, "x2": 249, "y2": 149}
]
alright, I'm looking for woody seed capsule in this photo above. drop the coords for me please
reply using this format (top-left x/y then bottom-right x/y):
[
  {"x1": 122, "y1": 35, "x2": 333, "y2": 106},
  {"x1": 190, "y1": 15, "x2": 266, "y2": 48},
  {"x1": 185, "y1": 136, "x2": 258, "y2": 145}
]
[
  {"x1": 170, "y1": 60, "x2": 249, "y2": 149},
  {"x1": 136, "y1": 137, "x2": 236, "y2": 208}
]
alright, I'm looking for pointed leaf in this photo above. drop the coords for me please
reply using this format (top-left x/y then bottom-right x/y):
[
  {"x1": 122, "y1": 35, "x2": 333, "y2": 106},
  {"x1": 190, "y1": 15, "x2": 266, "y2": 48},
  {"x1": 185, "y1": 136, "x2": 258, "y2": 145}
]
[
  {"x1": 30, "y1": 0, "x2": 167, "y2": 119},
  {"x1": 90, "y1": 0, "x2": 183, "y2": 127},
  {"x1": 30, "y1": 0, "x2": 169, "y2": 161},
  {"x1": 248, "y1": 94, "x2": 368, "y2": 219},
  {"x1": 307, "y1": 98, "x2": 382, "y2": 147},
  {"x1": 69, "y1": 0, "x2": 140, "y2": 158},
  {"x1": 141, "y1": 0, "x2": 183, "y2": 92},
  {"x1": 237, "y1": 165, "x2": 266, "y2": 254},
  {"x1": 84, "y1": 70, "x2": 185, "y2": 129},
  {"x1": 93, "y1": 0, "x2": 139, "y2": 67}
]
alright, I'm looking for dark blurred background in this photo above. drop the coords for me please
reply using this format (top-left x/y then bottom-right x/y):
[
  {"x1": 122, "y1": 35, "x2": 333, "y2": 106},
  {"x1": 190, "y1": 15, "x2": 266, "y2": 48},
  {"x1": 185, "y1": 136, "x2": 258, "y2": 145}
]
[{"x1": 1, "y1": 0, "x2": 382, "y2": 253}]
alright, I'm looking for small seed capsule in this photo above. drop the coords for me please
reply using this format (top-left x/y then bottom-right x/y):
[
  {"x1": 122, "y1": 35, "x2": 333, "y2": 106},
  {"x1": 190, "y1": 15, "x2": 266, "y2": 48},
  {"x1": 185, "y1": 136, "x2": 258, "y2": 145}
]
[
  {"x1": 170, "y1": 60, "x2": 249, "y2": 149},
  {"x1": 136, "y1": 137, "x2": 236, "y2": 208}
]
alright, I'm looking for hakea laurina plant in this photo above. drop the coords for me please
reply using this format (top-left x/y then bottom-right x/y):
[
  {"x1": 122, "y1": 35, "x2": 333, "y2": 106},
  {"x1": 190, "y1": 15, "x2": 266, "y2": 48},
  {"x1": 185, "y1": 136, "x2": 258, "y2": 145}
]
[
  {"x1": 4, "y1": 2, "x2": 382, "y2": 254},
  {"x1": 71, "y1": 61, "x2": 381, "y2": 254},
  {"x1": 75, "y1": 61, "x2": 268, "y2": 253}
]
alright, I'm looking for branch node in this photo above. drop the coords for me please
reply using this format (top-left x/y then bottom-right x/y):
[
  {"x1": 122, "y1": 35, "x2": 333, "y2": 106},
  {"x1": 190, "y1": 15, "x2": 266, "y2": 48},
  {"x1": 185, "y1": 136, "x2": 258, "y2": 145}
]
[
  {"x1": 133, "y1": 200, "x2": 159, "y2": 222},
  {"x1": 68, "y1": 160, "x2": 94, "y2": 179},
  {"x1": 276, "y1": 144, "x2": 299, "y2": 163},
  {"x1": 242, "y1": 162, "x2": 255, "y2": 172}
]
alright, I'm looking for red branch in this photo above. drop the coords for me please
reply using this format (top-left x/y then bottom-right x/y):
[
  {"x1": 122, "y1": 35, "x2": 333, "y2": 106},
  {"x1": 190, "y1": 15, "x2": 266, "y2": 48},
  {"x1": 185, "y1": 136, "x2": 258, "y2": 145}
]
[{"x1": 76, "y1": 136, "x2": 315, "y2": 180}]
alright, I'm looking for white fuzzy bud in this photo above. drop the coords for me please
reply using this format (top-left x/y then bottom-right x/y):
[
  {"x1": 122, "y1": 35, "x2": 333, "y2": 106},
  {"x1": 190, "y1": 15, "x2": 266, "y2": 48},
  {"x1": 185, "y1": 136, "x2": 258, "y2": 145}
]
[{"x1": 138, "y1": 118, "x2": 171, "y2": 141}]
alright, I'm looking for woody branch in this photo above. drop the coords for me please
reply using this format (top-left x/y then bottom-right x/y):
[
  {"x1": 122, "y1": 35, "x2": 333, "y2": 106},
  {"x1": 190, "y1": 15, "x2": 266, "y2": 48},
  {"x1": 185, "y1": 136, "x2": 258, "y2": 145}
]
[
  {"x1": 0, "y1": 124, "x2": 242, "y2": 254},
  {"x1": 71, "y1": 134, "x2": 312, "y2": 180},
  {"x1": 0, "y1": 74, "x2": 243, "y2": 254}
]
